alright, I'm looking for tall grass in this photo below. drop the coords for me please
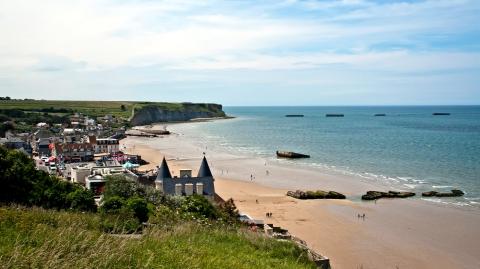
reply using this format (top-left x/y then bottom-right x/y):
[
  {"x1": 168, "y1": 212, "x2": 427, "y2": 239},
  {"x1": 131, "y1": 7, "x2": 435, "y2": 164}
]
[{"x1": 0, "y1": 207, "x2": 316, "y2": 269}]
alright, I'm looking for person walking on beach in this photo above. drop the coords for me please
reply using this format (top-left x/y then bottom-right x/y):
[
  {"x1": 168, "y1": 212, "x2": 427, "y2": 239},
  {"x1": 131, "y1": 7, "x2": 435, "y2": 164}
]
[{"x1": 250, "y1": 174, "x2": 253, "y2": 181}]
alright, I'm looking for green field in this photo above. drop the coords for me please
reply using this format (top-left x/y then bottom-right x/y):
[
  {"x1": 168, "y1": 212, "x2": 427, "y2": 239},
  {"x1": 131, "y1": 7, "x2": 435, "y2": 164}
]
[
  {"x1": 0, "y1": 100, "x2": 213, "y2": 119},
  {"x1": 2, "y1": 100, "x2": 151, "y2": 119},
  {"x1": 0, "y1": 207, "x2": 316, "y2": 269}
]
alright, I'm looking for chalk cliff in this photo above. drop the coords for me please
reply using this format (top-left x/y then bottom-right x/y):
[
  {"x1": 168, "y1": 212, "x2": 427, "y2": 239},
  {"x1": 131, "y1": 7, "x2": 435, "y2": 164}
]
[{"x1": 130, "y1": 103, "x2": 226, "y2": 126}]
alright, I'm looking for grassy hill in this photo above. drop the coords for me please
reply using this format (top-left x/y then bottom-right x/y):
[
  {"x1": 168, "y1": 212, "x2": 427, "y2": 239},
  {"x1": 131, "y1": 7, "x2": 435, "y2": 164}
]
[
  {"x1": 0, "y1": 99, "x2": 224, "y2": 120},
  {"x1": 0, "y1": 207, "x2": 316, "y2": 269},
  {"x1": 0, "y1": 100, "x2": 135, "y2": 118}
]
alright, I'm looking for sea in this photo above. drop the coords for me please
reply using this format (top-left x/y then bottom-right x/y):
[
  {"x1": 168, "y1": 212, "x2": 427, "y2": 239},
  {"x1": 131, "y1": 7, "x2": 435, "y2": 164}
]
[{"x1": 171, "y1": 106, "x2": 480, "y2": 208}]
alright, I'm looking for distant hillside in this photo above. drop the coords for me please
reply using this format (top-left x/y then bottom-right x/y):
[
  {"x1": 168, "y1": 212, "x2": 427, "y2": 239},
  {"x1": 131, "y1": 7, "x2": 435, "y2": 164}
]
[{"x1": 0, "y1": 99, "x2": 226, "y2": 126}]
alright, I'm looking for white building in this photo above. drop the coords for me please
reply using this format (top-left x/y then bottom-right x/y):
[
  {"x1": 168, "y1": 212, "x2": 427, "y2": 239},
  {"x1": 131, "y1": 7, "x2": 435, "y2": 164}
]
[
  {"x1": 86, "y1": 167, "x2": 138, "y2": 196},
  {"x1": 95, "y1": 138, "x2": 120, "y2": 154},
  {"x1": 87, "y1": 136, "x2": 120, "y2": 154}
]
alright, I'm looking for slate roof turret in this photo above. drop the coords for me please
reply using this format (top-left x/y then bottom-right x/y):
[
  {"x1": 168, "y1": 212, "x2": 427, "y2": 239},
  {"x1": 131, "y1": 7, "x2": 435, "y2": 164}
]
[
  {"x1": 157, "y1": 157, "x2": 172, "y2": 179},
  {"x1": 197, "y1": 156, "x2": 213, "y2": 177}
]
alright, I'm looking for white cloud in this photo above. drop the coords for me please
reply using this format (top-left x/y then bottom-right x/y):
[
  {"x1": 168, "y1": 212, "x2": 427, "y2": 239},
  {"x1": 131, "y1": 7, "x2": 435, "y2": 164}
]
[{"x1": 0, "y1": 0, "x2": 479, "y2": 103}]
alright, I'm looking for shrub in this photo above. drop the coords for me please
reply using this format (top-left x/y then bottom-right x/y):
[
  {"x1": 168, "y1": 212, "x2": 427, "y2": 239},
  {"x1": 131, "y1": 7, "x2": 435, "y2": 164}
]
[
  {"x1": 103, "y1": 175, "x2": 145, "y2": 200},
  {"x1": 217, "y1": 198, "x2": 240, "y2": 223},
  {"x1": 180, "y1": 195, "x2": 219, "y2": 220},
  {"x1": 100, "y1": 209, "x2": 141, "y2": 234},
  {"x1": 66, "y1": 189, "x2": 96, "y2": 212},
  {"x1": 125, "y1": 197, "x2": 150, "y2": 223},
  {"x1": 149, "y1": 205, "x2": 180, "y2": 226},
  {"x1": 100, "y1": 196, "x2": 125, "y2": 214}
]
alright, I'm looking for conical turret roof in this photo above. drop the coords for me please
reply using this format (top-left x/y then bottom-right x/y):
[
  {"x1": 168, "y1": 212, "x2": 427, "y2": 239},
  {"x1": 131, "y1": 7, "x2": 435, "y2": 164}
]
[
  {"x1": 197, "y1": 156, "x2": 213, "y2": 177},
  {"x1": 156, "y1": 157, "x2": 172, "y2": 179}
]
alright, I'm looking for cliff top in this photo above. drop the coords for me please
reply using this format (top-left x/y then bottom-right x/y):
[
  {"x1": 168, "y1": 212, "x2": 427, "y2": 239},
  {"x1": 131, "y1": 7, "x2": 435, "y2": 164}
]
[{"x1": 0, "y1": 99, "x2": 223, "y2": 120}]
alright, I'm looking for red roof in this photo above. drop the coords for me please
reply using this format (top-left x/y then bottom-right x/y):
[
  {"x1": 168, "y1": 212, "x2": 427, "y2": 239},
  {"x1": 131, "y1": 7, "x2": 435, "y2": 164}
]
[{"x1": 54, "y1": 143, "x2": 94, "y2": 153}]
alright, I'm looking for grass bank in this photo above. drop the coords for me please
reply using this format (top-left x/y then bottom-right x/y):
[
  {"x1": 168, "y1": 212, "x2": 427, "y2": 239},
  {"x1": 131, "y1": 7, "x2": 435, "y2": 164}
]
[{"x1": 0, "y1": 207, "x2": 316, "y2": 269}]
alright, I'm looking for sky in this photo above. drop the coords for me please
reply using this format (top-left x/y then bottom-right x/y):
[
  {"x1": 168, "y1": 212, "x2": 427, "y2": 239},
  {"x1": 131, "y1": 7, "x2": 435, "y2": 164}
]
[{"x1": 0, "y1": 0, "x2": 479, "y2": 105}]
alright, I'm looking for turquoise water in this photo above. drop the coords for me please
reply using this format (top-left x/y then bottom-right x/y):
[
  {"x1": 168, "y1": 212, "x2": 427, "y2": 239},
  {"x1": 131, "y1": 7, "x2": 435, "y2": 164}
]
[{"x1": 177, "y1": 106, "x2": 480, "y2": 206}]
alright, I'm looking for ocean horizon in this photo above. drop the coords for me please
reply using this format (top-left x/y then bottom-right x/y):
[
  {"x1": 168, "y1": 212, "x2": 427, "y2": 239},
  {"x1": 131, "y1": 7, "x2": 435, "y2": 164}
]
[{"x1": 170, "y1": 105, "x2": 480, "y2": 208}]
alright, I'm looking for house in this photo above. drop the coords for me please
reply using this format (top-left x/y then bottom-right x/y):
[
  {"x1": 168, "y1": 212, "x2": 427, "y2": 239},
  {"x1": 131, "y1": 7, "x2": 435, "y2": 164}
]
[
  {"x1": 33, "y1": 129, "x2": 52, "y2": 140},
  {"x1": 69, "y1": 113, "x2": 85, "y2": 123},
  {"x1": 36, "y1": 138, "x2": 52, "y2": 156},
  {"x1": 36, "y1": 122, "x2": 49, "y2": 129},
  {"x1": 155, "y1": 156, "x2": 215, "y2": 199},
  {"x1": 86, "y1": 166, "x2": 138, "y2": 196},
  {"x1": 51, "y1": 142, "x2": 94, "y2": 162},
  {"x1": 62, "y1": 128, "x2": 86, "y2": 144},
  {"x1": 69, "y1": 163, "x2": 93, "y2": 184},
  {"x1": 0, "y1": 136, "x2": 32, "y2": 155},
  {"x1": 69, "y1": 159, "x2": 120, "y2": 184},
  {"x1": 88, "y1": 136, "x2": 120, "y2": 154},
  {"x1": 85, "y1": 117, "x2": 95, "y2": 126}
]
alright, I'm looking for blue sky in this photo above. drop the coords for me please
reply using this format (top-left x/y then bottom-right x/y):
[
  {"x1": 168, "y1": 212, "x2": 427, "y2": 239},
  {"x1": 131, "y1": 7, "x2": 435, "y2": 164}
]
[{"x1": 0, "y1": 0, "x2": 479, "y2": 105}]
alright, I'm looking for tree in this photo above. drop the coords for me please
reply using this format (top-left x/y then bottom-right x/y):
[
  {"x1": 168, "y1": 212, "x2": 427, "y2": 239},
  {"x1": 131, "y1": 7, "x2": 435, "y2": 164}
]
[
  {"x1": 0, "y1": 121, "x2": 15, "y2": 138},
  {"x1": 0, "y1": 146, "x2": 36, "y2": 204},
  {"x1": 120, "y1": 104, "x2": 126, "y2": 111},
  {"x1": 0, "y1": 146, "x2": 96, "y2": 211}
]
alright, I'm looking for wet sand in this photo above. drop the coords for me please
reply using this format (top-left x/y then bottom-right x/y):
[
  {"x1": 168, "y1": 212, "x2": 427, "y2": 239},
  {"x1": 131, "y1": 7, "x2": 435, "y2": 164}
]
[{"x1": 122, "y1": 127, "x2": 480, "y2": 269}]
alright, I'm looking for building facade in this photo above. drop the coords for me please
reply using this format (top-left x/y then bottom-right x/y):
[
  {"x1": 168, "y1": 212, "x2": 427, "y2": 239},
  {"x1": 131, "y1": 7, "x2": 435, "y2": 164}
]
[
  {"x1": 95, "y1": 138, "x2": 120, "y2": 154},
  {"x1": 155, "y1": 156, "x2": 215, "y2": 198},
  {"x1": 51, "y1": 143, "x2": 94, "y2": 162}
]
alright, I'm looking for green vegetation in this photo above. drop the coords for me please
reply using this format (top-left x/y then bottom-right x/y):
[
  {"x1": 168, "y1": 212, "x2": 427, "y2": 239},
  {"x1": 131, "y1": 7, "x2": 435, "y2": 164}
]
[
  {"x1": 0, "y1": 108, "x2": 70, "y2": 132},
  {"x1": 0, "y1": 99, "x2": 223, "y2": 120},
  {"x1": 97, "y1": 174, "x2": 238, "y2": 233},
  {"x1": 0, "y1": 207, "x2": 316, "y2": 269},
  {"x1": 0, "y1": 99, "x2": 136, "y2": 119},
  {"x1": 0, "y1": 99, "x2": 225, "y2": 132},
  {"x1": 0, "y1": 147, "x2": 315, "y2": 268},
  {"x1": 0, "y1": 146, "x2": 96, "y2": 211}
]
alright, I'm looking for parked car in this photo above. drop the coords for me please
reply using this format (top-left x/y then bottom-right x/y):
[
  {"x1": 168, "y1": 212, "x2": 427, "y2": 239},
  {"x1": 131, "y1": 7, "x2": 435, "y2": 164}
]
[{"x1": 49, "y1": 166, "x2": 57, "y2": 175}]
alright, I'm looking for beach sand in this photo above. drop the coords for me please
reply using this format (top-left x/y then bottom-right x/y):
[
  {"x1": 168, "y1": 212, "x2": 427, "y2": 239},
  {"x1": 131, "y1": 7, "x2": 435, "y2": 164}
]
[{"x1": 122, "y1": 127, "x2": 480, "y2": 269}]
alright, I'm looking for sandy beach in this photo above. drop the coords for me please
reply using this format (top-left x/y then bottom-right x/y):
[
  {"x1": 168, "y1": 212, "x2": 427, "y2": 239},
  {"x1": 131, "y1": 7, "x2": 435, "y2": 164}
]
[{"x1": 122, "y1": 124, "x2": 480, "y2": 269}]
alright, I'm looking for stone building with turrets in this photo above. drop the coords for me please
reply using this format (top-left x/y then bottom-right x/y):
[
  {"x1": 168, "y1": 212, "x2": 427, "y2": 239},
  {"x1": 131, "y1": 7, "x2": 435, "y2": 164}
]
[{"x1": 155, "y1": 156, "x2": 215, "y2": 199}]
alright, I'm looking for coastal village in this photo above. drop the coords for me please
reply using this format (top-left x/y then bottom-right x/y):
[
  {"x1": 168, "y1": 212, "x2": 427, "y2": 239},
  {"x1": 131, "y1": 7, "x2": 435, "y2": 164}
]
[{"x1": 0, "y1": 109, "x2": 218, "y2": 200}]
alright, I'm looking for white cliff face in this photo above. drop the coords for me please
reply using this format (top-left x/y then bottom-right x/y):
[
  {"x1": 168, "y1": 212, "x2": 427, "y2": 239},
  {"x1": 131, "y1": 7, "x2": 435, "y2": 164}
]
[{"x1": 130, "y1": 103, "x2": 225, "y2": 126}]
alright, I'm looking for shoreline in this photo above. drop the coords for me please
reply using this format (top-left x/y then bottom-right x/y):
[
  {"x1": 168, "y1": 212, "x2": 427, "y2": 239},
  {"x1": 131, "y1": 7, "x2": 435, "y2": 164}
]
[{"x1": 122, "y1": 122, "x2": 480, "y2": 269}]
